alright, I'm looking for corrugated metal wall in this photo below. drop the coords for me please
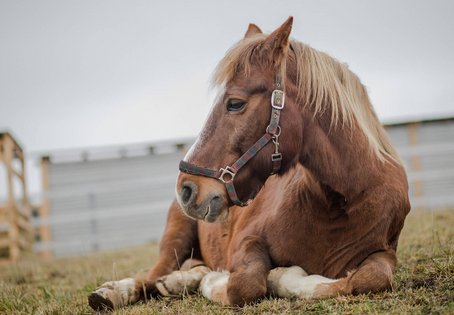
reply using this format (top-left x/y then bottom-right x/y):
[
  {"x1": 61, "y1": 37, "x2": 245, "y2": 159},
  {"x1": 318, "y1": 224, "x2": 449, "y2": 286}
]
[
  {"x1": 34, "y1": 150, "x2": 185, "y2": 257},
  {"x1": 387, "y1": 119, "x2": 454, "y2": 209},
  {"x1": 33, "y1": 119, "x2": 454, "y2": 257}
]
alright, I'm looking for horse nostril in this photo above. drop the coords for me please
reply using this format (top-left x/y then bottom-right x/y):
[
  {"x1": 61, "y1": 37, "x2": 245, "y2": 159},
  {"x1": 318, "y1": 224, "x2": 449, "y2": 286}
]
[{"x1": 181, "y1": 184, "x2": 193, "y2": 204}]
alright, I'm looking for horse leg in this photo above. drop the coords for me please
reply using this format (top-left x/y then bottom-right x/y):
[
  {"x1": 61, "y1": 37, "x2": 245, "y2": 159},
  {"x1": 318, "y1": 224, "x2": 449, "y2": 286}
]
[
  {"x1": 199, "y1": 236, "x2": 271, "y2": 306},
  {"x1": 154, "y1": 258, "x2": 211, "y2": 296},
  {"x1": 88, "y1": 200, "x2": 199, "y2": 311},
  {"x1": 267, "y1": 250, "x2": 396, "y2": 299}
]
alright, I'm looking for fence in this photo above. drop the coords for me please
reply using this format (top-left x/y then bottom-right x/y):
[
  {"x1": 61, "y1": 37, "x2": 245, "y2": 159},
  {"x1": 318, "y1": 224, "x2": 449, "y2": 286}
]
[
  {"x1": 0, "y1": 132, "x2": 31, "y2": 262},
  {"x1": 387, "y1": 118, "x2": 454, "y2": 209},
  {"x1": 33, "y1": 141, "x2": 187, "y2": 257}
]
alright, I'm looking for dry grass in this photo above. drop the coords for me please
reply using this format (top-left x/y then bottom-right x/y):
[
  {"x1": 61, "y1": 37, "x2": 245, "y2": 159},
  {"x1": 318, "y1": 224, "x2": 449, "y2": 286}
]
[{"x1": 1, "y1": 209, "x2": 453, "y2": 314}]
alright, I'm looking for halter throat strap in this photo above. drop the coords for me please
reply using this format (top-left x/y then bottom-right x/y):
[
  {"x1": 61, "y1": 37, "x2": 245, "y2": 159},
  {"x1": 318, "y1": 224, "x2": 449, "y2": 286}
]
[{"x1": 179, "y1": 74, "x2": 285, "y2": 207}]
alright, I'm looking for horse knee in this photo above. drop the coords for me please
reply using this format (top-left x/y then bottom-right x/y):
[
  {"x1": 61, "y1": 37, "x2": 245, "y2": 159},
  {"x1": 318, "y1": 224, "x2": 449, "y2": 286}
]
[
  {"x1": 155, "y1": 265, "x2": 211, "y2": 297},
  {"x1": 351, "y1": 264, "x2": 393, "y2": 294},
  {"x1": 350, "y1": 251, "x2": 396, "y2": 295},
  {"x1": 227, "y1": 272, "x2": 268, "y2": 306},
  {"x1": 180, "y1": 258, "x2": 205, "y2": 271},
  {"x1": 199, "y1": 271, "x2": 266, "y2": 306}
]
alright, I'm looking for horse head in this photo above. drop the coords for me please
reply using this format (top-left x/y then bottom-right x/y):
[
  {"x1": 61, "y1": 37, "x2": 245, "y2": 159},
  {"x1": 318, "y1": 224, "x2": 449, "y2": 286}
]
[{"x1": 176, "y1": 17, "x2": 303, "y2": 222}]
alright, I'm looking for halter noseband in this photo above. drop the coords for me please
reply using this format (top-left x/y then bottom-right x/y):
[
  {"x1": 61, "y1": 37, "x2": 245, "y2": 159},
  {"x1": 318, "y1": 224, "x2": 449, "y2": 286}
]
[{"x1": 179, "y1": 75, "x2": 285, "y2": 207}]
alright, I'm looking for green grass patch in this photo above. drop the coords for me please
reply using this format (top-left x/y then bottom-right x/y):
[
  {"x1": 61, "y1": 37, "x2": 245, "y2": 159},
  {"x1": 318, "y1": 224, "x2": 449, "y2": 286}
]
[{"x1": 1, "y1": 210, "x2": 453, "y2": 314}]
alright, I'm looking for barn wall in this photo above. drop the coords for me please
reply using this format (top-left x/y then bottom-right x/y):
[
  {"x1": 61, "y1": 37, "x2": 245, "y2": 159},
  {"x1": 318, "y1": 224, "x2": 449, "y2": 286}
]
[
  {"x1": 387, "y1": 119, "x2": 454, "y2": 209},
  {"x1": 33, "y1": 151, "x2": 183, "y2": 257},
  {"x1": 33, "y1": 119, "x2": 454, "y2": 257}
]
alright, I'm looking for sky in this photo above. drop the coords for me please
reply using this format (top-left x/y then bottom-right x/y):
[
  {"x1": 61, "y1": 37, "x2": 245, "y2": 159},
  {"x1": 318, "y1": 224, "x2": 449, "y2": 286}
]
[{"x1": 1, "y1": 0, "x2": 454, "y2": 197}]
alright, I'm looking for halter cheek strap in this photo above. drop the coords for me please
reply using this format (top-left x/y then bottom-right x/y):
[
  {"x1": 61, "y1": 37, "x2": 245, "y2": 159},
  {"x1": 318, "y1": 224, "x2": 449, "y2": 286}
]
[
  {"x1": 179, "y1": 132, "x2": 275, "y2": 206},
  {"x1": 179, "y1": 76, "x2": 285, "y2": 207}
]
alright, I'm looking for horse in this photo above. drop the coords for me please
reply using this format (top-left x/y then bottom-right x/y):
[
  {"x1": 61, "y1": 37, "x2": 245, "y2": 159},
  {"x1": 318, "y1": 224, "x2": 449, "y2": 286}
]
[{"x1": 88, "y1": 17, "x2": 410, "y2": 310}]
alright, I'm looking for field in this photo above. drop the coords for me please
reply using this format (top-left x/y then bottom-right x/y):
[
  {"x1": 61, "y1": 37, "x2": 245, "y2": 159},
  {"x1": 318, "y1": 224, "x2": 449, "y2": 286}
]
[{"x1": 1, "y1": 209, "x2": 453, "y2": 315}]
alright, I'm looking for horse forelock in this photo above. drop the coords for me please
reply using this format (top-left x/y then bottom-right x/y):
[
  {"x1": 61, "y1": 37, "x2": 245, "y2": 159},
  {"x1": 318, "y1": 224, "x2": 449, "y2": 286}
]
[{"x1": 212, "y1": 35, "x2": 401, "y2": 164}]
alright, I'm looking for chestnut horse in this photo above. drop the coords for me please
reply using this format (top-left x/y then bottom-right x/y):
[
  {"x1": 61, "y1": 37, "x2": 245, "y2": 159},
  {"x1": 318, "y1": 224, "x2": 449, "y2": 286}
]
[{"x1": 89, "y1": 17, "x2": 410, "y2": 310}]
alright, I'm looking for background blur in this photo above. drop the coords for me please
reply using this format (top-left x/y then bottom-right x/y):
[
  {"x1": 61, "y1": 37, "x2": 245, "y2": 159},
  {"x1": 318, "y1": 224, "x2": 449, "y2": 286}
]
[{"x1": 1, "y1": 1, "x2": 453, "y2": 259}]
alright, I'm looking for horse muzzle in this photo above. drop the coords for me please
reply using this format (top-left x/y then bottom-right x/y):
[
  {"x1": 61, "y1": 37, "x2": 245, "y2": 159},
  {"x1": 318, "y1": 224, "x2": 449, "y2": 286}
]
[{"x1": 176, "y1": 178, "x2": 228, "y2": 223}]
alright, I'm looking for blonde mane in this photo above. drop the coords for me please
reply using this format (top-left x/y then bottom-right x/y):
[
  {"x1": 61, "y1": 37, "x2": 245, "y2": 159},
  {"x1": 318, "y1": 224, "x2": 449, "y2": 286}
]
[{"x1": 213, "y1": 35, "x2": 400, "y2": 163}]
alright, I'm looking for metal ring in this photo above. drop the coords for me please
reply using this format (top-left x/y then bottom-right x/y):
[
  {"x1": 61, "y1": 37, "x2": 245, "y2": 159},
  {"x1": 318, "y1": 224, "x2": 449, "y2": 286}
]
[
  {"x1": 219, "y1": 166, "x2": 236, "y2": 183},
  {"x1": 266, "y1": 125, "x2": 281, "y2": 137}
]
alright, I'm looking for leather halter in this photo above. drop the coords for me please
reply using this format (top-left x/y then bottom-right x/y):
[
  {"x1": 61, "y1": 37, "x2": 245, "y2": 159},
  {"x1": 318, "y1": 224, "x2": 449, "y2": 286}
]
[{"x1": 179, "y1": 74, "x2": 285, "y2": 207}]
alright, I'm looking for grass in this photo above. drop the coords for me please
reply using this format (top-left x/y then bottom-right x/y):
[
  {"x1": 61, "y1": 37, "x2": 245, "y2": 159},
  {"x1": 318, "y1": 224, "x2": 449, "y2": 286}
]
[{"x1": 1, "y1": 209, "x2": 453, "y2": 315}]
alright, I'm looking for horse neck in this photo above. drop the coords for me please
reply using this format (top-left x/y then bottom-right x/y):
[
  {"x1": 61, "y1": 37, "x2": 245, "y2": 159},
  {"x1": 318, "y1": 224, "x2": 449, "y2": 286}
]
[{"x1": 298, "y1": 109, "x2": 383, "y2": 201}]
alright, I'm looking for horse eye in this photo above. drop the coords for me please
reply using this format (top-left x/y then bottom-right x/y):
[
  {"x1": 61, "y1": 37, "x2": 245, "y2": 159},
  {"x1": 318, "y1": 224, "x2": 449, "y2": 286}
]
[{"x1": 227, "y1": 99, "x2": 247, "y2": 112}]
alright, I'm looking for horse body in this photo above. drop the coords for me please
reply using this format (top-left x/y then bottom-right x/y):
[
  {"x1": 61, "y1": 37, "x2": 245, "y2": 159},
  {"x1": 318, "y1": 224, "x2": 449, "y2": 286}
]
[
  {"x1": 174, "y1": 17, "x2": 410, "y2": 304},
  {"x1": 197, "y1": 165, "x2": 349, "y2": 275},
  {"x1": 197, "y1": 149, "x2": 408, "y2": 280},
  {"x1": 88, "y1": 17, "x2": 410, "y2": 310}
]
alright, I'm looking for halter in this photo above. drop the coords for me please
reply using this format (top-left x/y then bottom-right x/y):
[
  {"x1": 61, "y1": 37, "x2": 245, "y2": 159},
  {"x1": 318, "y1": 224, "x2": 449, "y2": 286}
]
[{"x1": 179, "y1": 74, "x2": 285, "y2": 207}]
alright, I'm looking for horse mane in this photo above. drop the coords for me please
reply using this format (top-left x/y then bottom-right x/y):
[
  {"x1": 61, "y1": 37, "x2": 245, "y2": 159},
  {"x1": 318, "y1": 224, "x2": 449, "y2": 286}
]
[{"x1": 212, "y1": 34, "x2": 400, "y2": 163}]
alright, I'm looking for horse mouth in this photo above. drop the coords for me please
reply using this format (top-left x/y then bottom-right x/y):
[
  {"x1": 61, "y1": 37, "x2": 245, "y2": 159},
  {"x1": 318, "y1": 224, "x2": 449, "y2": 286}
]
[
  {"x1": 177, "y1": 190, "x2": 227, "y2": 223},
  {"x1": 203, "y1": 195, "x2": 227, "y2": 223},
  {"x1": 204, "y1": 204, "x2": 220, "y2": 223},
  {"x1": 203, "y1": 205, "x2": 210, "y2": 220}
]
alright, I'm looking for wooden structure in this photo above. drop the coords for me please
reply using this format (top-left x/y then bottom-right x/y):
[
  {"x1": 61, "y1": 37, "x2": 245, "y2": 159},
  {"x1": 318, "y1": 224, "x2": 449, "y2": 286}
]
[{"x1": 0, "y1": 132, "x2": 31, "y2": 262}]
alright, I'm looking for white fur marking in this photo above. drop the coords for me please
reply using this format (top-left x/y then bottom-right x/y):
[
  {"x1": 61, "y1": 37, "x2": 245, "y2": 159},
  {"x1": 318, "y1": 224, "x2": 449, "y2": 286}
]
[
  {"x1": 268, "y1": 266, "x2": 336, "y2": 299},
  {"x1": 183, "y1": 138, "x2": 200, "y2": 162},
  {"x1": 200, "y1": 271, "x2": 229, "y2": 300},
  {"x1": 92, "y1": 277, "x2": 139, "y2": 308},
  {"x1": 156, "y1": 266, "x2": 210, "y2": 296}
]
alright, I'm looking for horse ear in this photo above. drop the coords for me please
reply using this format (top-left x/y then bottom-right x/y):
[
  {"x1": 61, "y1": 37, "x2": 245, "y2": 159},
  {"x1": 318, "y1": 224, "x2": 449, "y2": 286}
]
[
  {"x1": 244, "y1": 23, "x2": 263, "y2": 38},
  {"x1": 263, "y1": 16, "x2": 293, "y2": 64}
]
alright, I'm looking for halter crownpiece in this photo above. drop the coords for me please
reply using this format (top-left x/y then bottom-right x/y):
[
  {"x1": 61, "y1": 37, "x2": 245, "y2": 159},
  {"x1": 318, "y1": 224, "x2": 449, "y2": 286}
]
[{"x1": 179, "y1": 73, "x2": 285, "y2": 207}]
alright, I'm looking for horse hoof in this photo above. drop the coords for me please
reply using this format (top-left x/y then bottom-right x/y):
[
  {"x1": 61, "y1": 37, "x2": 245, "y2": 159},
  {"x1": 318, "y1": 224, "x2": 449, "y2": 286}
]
[
  {"x1": 155, "y1": 266, "x2": 211, "y2": 296},
  {"x1": 88, "y1": 291, "x2": 114, "y2": 311},
  {"x1": 88, "y1": 278, "x2": 139, "y2": 310}
]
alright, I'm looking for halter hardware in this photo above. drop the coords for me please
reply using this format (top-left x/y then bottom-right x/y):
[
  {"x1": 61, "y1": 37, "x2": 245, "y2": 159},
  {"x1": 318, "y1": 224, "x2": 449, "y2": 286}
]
[
  {"x1": 271, "y1": 90, "x2": 285, "y2": 109},
  {"x1": 219, "y1": 166, "x2": 236, "y2": 183},
  {"x1": 271, "y1": 135, "x2": 282, "y2": 162},
  {"x1": 179, "y1": 73, "x2": 285, "y2": 207}
]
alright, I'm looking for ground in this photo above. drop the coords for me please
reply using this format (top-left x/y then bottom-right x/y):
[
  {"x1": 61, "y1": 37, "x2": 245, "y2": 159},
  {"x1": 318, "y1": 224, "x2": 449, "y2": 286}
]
[{"x1": 1, "y1": 209, "x2": 453, "y2": 315}]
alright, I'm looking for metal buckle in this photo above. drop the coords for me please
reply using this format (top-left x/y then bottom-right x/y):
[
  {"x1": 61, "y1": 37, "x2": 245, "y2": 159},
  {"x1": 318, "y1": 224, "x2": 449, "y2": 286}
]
[
  {"x1": 271, "y1": 153, "x2": 282, "y2": 162},
  {"x1": 219, "y1": 166, "x2": 236, "y2": 183},
  {"x1": 266, "y1": 125, "x2": 281, "y2": 137},
  {"x1": 271, "y1": 90, "x2": 285, "y2": 109}
]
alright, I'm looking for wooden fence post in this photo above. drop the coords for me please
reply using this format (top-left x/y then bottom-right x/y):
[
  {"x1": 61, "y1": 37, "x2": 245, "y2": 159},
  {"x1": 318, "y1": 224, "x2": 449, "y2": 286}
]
[
  {"x1": 39, "y1": 156, "x2": 53, "y2": 259},
  {"x1": 0, "y1": 132, "x2": 31, "y2": 262}
]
